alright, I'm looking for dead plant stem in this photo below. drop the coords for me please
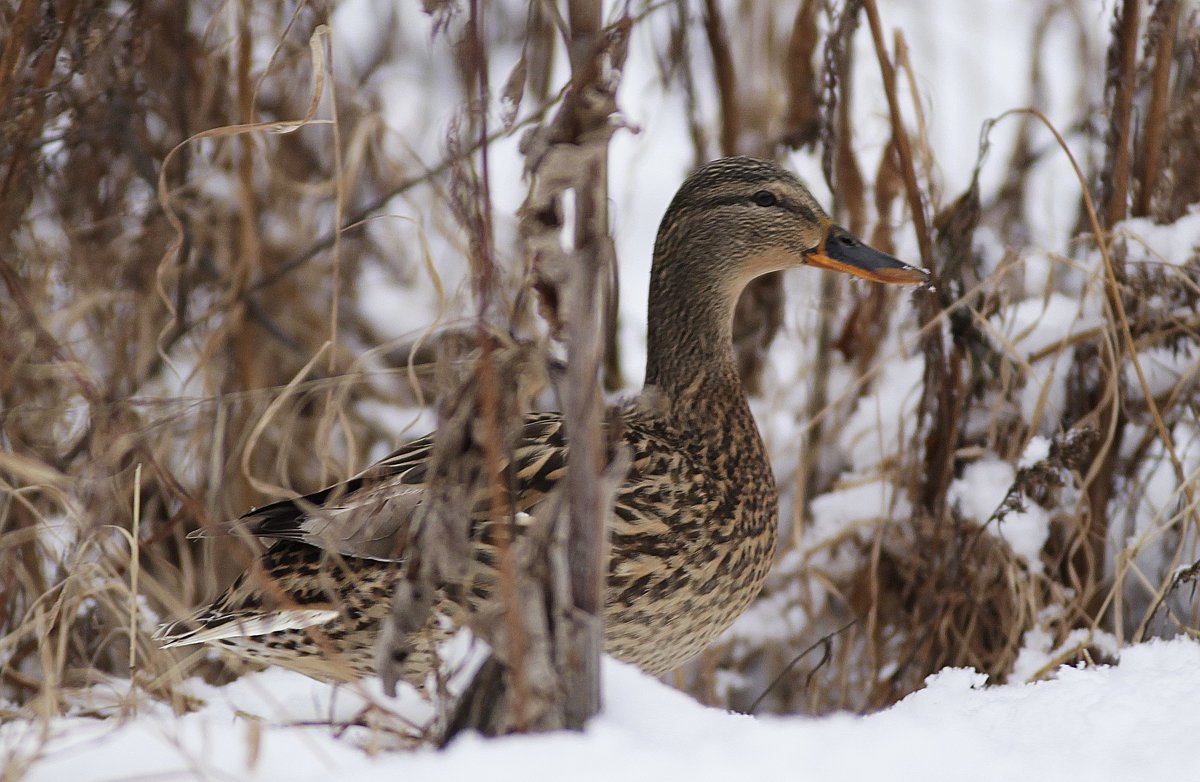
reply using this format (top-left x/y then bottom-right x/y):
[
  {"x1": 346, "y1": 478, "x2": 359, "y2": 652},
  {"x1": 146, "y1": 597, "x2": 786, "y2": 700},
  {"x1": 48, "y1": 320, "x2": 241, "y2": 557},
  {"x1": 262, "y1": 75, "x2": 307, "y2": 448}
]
[
  {"x1": 1134, "y1": 0, "x2": 1179, "y2": 217},
  {"x1": 128, "y1": 463, "x2": 142, "y2": 678},
  {"x1": 1004, "y1": 106, "x2": 1200, "y2": 591},
  {"x1": 861, "y1": 0, "x2": 932, "y2": 267},
  {"x1": 702, "y1": 0, "x2": 739, "y2": 155},
  {"x1": 1102, "y1": 0, "x2": 1141, "y2": 228},
  {"x1": 467, "y1": 0, "x2": 531, "y2": 729}
]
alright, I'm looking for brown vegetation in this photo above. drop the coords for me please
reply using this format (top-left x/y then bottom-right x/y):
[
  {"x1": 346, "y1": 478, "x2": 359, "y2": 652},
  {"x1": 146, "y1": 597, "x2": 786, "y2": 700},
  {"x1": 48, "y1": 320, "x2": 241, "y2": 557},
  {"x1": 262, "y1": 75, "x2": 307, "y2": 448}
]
[{"x1": 2, "y1": 0, "x2": 1200, "y2": 747}]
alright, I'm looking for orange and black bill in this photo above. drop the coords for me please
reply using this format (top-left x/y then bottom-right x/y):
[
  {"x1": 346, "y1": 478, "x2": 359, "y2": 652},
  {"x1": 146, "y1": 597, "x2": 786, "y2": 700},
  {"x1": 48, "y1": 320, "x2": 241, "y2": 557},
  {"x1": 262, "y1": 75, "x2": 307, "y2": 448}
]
[{"x1": 806, "y1": 225, "x2": 930, "y2": 285}]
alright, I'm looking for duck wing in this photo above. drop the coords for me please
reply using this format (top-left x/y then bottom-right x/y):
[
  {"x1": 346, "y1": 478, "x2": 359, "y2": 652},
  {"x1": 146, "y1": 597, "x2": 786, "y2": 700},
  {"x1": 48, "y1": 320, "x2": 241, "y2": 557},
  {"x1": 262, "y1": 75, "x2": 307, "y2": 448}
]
[{"x1": 214, "y1": 412, "x2": 570, "y2": 563}]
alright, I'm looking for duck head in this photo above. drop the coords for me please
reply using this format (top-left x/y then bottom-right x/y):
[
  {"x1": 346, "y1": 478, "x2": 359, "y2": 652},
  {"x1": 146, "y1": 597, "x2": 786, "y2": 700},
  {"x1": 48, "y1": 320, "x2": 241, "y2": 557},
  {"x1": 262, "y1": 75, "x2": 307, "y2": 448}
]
[{"x1": 651, "y1": 156, "x2": 929, "y2": 297}]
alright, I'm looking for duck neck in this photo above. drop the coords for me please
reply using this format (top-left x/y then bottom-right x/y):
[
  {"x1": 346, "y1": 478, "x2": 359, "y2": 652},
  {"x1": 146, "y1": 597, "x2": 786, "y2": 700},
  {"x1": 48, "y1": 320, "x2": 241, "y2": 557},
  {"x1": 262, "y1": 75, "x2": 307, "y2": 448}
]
[
  {"x1": 643, "y1": 256, "x2": 778, "y2": 525},
  {"x1": 644, "y1": 247, "x2": 779, "y2": 541},
  {"x1": 643, "y1": 259, "x2": 747, "y2": 425}
]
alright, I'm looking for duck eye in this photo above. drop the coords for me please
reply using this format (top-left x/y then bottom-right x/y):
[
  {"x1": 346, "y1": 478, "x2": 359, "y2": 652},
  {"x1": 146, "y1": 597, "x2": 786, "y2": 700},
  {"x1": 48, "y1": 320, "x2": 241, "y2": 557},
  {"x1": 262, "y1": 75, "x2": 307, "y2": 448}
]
[{"x1": 752, "y1": 190, "x2": 777, "y2": 207}]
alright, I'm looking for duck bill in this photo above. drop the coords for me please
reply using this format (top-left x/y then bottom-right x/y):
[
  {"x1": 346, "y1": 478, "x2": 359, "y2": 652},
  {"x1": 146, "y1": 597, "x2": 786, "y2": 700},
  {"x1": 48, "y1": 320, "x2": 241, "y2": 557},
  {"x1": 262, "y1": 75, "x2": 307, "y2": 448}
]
[{"x1": 806, "y1": 225, "x2": 930, "y2": 285}]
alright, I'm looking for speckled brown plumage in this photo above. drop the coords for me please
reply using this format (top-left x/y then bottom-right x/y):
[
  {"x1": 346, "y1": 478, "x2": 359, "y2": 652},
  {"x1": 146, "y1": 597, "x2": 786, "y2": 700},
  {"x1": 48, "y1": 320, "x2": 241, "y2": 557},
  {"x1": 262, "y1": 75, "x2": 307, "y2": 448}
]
[{"x1": 156, "y1": 157, "x2": 928, "y2": 682}]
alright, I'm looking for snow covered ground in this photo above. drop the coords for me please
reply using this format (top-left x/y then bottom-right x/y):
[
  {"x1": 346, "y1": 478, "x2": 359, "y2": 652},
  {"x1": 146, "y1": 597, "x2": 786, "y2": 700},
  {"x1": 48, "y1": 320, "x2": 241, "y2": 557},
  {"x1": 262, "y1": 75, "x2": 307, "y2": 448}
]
[{"x1": 7, "y1": 640, "x2": 1200, "y2": 782}]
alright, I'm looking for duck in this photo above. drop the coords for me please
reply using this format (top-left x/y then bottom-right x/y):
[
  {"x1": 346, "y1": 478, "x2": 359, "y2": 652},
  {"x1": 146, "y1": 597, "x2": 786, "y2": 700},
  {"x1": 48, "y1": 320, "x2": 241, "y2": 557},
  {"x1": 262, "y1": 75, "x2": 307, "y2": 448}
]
[{"x1": 154, "y1": 156, "x2": 928, "y2": 682}]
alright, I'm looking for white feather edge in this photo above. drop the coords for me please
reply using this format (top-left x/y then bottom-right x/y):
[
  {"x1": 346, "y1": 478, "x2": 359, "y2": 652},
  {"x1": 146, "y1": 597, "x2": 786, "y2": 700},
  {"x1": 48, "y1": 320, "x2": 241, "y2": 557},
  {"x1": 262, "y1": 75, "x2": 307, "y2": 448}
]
[{"x1": 157, "y1": 609, "x2": 340, "y2": 647}]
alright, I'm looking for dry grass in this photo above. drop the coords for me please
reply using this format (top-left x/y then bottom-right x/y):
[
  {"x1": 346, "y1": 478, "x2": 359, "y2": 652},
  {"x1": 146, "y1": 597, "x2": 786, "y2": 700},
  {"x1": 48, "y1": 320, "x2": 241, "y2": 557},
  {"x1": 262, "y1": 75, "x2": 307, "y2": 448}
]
[
  {"x1": 0, "y1": 1, "x2": 452, "y2": 714},
  {"x1": 3, "y1": 0, "x2": 1200, "y2": 746}
]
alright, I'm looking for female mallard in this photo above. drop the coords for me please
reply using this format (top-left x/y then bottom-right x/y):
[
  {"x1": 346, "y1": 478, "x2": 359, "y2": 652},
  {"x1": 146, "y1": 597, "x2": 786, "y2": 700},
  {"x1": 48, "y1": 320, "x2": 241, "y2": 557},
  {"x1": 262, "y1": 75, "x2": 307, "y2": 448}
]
[{"x1": 156, "y1": 157, "x2": 928, "y2": 681}]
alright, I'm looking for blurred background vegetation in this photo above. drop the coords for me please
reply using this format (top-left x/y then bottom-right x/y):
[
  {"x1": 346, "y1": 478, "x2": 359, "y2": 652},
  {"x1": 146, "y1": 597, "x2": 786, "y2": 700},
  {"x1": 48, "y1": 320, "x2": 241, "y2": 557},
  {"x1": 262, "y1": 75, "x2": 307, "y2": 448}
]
[{"x1": 2, "y1": 0, "x2": 1199, "y2": 727}]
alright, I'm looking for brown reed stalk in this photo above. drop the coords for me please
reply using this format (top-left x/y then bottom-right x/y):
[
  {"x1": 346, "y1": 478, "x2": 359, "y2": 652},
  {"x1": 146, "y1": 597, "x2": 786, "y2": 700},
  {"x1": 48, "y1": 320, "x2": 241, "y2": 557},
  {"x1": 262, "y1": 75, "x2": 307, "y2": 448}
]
[
  {"x1": 1133, "y1": 0, "x2": 1180, "y2": 218},
  {"x1": 861, "y1": 0, "x2": 931, "y2": 267},
  {"x1": 702, "y1": 0, "x2": 739, "y2": 157},
  {"x1": 1100, "y1": 0, "x2": 1141, "y2": 229},
  {"x1": 782, "y1": 0, "x2": 822, "y2": 149},
  {"x1": 821, "y1": 0, "x2": 867, "y2": 231}
]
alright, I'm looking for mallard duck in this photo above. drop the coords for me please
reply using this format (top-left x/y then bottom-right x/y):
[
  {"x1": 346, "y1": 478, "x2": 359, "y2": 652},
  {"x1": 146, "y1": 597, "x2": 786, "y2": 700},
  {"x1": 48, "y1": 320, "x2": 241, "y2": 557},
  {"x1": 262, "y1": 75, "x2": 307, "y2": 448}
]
[{"x1": 155, "y1": 156, "x2": 928, "y2": 681}]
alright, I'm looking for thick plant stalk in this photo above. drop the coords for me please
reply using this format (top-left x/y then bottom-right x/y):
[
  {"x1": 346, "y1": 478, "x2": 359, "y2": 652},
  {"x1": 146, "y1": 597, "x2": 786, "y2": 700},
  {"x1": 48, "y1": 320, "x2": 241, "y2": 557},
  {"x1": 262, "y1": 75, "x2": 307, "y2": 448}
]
[
  {"x1": 1100, "y1": 0, "x2": 1142, "y2": 228},
  {"x1": 525, "y1": 4, "x2": 629, "y2": 729},
  {"x1": 438, "y1": 8, "x2": 630, "y2": 737},
  {"x1": 1133, "y1": 0, "x2": 1179, "y2": 218}
]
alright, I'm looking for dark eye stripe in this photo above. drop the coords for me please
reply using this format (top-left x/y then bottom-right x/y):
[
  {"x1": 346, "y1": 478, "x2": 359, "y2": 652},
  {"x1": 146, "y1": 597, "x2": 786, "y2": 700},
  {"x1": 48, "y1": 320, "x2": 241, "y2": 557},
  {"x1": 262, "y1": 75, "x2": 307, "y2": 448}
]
[
  {"x1": 696, "y1": 193, "x2": 818, "y2": 222},
  {"x1": 787, "y1": 201, "x2": 819, "y2": 223}
]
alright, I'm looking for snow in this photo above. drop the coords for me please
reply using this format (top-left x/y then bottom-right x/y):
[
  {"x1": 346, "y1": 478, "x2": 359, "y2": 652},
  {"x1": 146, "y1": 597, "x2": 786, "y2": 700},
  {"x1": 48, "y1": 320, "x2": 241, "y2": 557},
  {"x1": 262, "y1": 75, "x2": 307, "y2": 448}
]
[
  {"x1": 809, "y1": 479, "x2": 909, "y2": 548},
  {"x1": 950, "y1": 457, "x2": 1050, "y2": 573},
  {"x1": 1115, "y1": 207, "x2": 1200, "y2": 267},
  {"x1": 840, "y1": 354, "x2": 926, "y2": 473},
  {"x1": 7, "y1": 642, "x2": 1200, "y2": 782},
  {"x1": 985, "y1": 291, "x2": 1103, "y2": 430},
  {"x1": 1020, "y1": 436, "x2": 1053, "y2": 468},
  {"x1": 1129, "y1": 344, "x2": 1200, "y2": 402}
]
